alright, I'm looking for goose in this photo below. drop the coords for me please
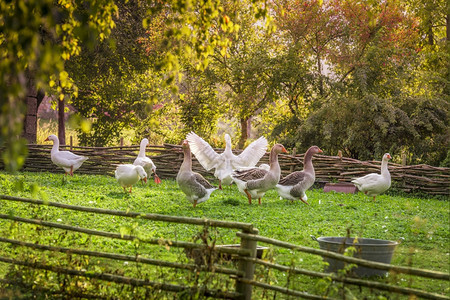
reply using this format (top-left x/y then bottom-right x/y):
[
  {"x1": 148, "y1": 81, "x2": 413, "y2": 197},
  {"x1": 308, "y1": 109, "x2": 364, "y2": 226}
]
[
  {"x1": 276, "y1": 146, "x2": 323, "y2": 205},
  {"x1": 351, "y1": 153, "x2": 392, "y2": 201},
  {"x1": 45, "y1": 134, "x2": 88, "y2": 176},
  {"x1": 177, "y1": 140, "x2": 217, "y2": 207},
  {"x1": 133, "y1": 138, "x2": 161, "y2": 184},
  {"x1": 186, "y1": 132, "x2": 268, "y2": 189},
  {"x1": 231, "y1": 144, "x2": 288, "y2": 205},
  {"x1": 115, "y1": 164, "x2": 147, "y2": 193}
]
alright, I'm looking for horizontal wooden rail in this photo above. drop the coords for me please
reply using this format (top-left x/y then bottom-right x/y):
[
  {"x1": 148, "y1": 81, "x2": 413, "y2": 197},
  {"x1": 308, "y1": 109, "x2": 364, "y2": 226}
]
[
  {"x1": 0, "y1": 237, "x2": 242, "y2": 277},
  {"x1": 235, "y1": 278, "x2": 335, "y2": 300},
  {"x1": 240, "y1": 257, "x2": 449, "y2": 300},
  {"x1": 236, "y1": 232, "x2": 450, "y2": 280},
  {"x1": 0, "y1": 195, "x2": 256, "y2": 232},
  {"x1": 0, "y1": 255, "x2": 240, "y2": 299},
  {"x1": 0, "y1": 214, "x2": 252, "y2": 257}
]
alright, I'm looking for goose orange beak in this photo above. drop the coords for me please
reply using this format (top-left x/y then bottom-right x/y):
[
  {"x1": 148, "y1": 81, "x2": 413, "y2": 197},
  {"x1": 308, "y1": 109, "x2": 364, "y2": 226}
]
[
  {"x1": 143, "y1": 177, "x2": 147, "y2": 183},
  {"x1": 282, "y1": 147, "x2": 288, "y2": 153},
  {"x1": 44, "y1": 137, "x2": 49, "y2": 142}
]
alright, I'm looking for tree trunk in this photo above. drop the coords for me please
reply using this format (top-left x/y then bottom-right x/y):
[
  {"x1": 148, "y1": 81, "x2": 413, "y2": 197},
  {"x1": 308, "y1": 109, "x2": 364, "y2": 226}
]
[
  {"x1": 58, "y1": 98, "x2": 65, "y2": 145},
  {"x1": 426, "y1": 16, "x2": 434, "y2": 45},
  {"x1": 238, "y1": 118, "x2": 249, "y2": 149},
  {"x1": 317, "y1": 52, "x2": 324, "y2": 96}
]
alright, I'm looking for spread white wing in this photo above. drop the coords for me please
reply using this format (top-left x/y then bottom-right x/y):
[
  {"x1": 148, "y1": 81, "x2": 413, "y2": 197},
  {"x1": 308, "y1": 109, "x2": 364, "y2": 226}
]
[
  {"x1": 186, "y1": 132, "x2": 220, "y2": 171},
  {"x1": 232, "y1": 136, "x2": 268, "y2": 169}
]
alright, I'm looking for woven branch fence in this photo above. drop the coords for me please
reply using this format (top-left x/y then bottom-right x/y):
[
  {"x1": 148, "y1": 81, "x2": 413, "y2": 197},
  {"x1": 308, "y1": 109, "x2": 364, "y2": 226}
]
[
  {"x1": 1, "y1": 143, "x2": 448, "y2": 196},
  {"x1": 1, "y1": 195, "x2": 449, "y2": 299}
]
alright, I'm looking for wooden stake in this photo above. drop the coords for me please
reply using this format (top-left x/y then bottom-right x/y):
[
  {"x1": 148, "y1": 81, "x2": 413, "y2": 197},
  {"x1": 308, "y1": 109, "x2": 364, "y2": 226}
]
[
  {"x1": 290, "y1": 148, "x2": 297, "y2": 172},
  {"x1": 235, "y1": 228, "x2": 259, "y2": 300}
]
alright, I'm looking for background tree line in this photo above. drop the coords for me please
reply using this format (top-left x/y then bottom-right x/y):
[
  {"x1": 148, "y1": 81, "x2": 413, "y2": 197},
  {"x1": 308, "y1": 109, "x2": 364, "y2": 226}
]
[{"x1": 1, "y1": 0, "x2": 448, "y2": 170}]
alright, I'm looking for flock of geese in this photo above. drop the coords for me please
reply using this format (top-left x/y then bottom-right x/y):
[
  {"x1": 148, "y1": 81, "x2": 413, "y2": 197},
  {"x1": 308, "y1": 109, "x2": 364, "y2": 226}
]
[{"x1": 45, "y1": 133, "x2": 392, "y2": 206}]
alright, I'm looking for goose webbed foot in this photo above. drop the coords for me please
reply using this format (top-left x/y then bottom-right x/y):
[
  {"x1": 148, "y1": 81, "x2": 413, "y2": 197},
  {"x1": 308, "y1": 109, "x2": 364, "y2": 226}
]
[{"x1": 244, "y1": 189, "x2": 252, "y2": 205}]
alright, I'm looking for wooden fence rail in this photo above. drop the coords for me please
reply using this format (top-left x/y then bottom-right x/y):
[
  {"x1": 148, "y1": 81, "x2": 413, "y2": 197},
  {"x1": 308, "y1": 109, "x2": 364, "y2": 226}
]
[
  {"x1": 0, "y1": 144, "x2": 448, "y2": 195},
  {"x1": 0, "y1": 195, "x2": 449, "y2": 299}
]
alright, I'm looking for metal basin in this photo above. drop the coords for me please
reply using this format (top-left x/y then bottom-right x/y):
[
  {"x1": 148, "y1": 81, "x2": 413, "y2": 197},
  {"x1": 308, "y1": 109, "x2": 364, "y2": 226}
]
[{"x1": 316, "y1": 237, "x2": 398, "y2": 277}]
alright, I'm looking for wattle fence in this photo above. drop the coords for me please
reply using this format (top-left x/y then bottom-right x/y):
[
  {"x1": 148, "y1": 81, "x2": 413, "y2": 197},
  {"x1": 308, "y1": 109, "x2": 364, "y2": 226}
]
[{"x1": 1, "y1": 143, "x2": 449, "y2": 196}]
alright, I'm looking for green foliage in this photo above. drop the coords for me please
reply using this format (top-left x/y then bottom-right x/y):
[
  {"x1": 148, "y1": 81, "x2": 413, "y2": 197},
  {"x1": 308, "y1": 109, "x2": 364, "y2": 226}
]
[
  {"x1": 0, "y1": 0, "x2": 117, "y2": 170},
  {"x1": 1, "y1": 0, "x2": 448, "y2": 171},
  {"x1": 177, "y1": 66, "x2": 223, "y2": 139},
  {"x1": 205, "y1": 0, "x2": 278, "y2": 147},
  {"x1": 267, "y1": 0, "x2": 448, "y2": 165},
  {"x1": 66, "y1": 1, "x2": 158, "y2": 146},
  {"x1": 0, "y1": 0, "x2": 269, "y2": 169}
]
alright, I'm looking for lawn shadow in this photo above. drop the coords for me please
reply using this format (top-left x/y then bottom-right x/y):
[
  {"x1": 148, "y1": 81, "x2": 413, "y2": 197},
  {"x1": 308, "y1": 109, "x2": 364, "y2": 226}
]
[
  {"x1": 107, "y1": 191, "x2": 131, "y2": 199},
  {"x1": 221, "y1": 198, "x2": 241, "y2": 206}
]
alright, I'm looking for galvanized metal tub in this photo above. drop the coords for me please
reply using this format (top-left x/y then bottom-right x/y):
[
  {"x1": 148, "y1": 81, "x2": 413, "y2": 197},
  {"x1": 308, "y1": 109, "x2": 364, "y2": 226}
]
[{"x1": 316, "y1": 237, "x2": 398, "y2": 277}]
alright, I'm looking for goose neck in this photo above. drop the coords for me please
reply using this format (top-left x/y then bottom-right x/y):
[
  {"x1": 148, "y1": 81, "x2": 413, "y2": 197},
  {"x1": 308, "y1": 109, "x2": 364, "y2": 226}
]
[
  {"x1": 381, "y1": 158, "x2": 390, "y2": 177},
  {"x1": 303, "y1": 150, "x2": 315, "y2": 173},
  {"x1": 51, "y1": 139, "x2": 60, "y2": 154},
  {"x1": 138, "y1": 141, "x2": 147, "y2": 157},
  {"x1": 181, "y1": 147, "x2": 192, "y2": 171},
  {"x1": 269, "y1": 149, "x2": 280, "y2": 170}
]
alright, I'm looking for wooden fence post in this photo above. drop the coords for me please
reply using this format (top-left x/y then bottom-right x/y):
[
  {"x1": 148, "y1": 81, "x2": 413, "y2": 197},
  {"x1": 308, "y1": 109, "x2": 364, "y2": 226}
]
[
  {"x1": 120, "y1": 137, "x2": 124, "y2": 147},
  {"x1": 236, "y1": 228, "x2": 259, "y2": 300},
  {"x1": 290, "y1": 148, "x2": 297, "y2": 173},
  {"x1": 70, "y1": 136, "x2": 73, "y2": 150}
]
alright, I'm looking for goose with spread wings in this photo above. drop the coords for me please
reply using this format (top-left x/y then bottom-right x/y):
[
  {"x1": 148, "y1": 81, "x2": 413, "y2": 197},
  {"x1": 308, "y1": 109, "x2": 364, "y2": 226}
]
[{"x1": 186, "y1": 132, "x2": 268, "y2": 189}]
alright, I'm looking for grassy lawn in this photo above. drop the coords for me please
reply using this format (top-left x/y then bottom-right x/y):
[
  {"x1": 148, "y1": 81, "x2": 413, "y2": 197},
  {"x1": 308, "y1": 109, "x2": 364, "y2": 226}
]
[{"x1": 0, "y1": 171, "x2": 448, "y2": 299}]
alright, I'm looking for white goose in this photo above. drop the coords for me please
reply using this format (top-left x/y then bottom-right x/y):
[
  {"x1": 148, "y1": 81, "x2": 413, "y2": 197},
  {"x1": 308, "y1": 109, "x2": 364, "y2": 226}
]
[
  {"x1": 351, "y1": 153, "x2": 392, "y2": 201},
  {"x1": 177, "y1": 140, "x2": 217, "y2": 207},
  {"x1": 231, "y1": 144, "x2": 288, "y2": 205},
  {"x1": 45, "y1": 134, "x2": 88, "y2": 176},
  {"x1": 186, "y1": 132, "x2": 268, "y2": 189},
  {"x1": 115, "y1": 164, "x2": 147, "y2": 193},
  {"x1": 133, "y1": 138, "x2": 161, "y2": 184}
]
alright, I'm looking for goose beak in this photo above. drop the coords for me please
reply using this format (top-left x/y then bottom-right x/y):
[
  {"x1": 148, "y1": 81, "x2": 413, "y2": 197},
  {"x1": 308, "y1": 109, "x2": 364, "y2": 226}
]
[
  {"x1": 387, "y1": 154, "x2": 392, "y2": 159},
  {"x1": 282, "y1": 147, "x2": 288, "y2": 153},
  {"x1": 44, "y1": 137, "x2": 49, "y2": 142},
  {"x1": 318, "y1": 148, "x2": 323, "y2": 153},
  {"x1": 143, "y1": 177, "x2": 147, "y2": 183}
]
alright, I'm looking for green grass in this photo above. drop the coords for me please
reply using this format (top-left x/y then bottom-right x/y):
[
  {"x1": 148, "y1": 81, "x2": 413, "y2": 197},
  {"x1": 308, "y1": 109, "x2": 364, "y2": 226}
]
[{"x1": 0, "y1": 171, "x2": 448, "y2": 299}]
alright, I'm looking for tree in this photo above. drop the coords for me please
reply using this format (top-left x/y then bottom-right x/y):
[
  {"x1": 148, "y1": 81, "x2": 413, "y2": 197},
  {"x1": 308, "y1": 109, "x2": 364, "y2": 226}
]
[
  {"x1": 177, "y1": 66, "x2": 223, "y2": 139},
  {"x1": 66, "y1": 0, "x2": 159, "y2": 146},
  {"x1": 0, "y1": 0, "x2": 117, "y2": 171},
  {"x1": 208, "y1": 0, "x2": 277, "y2": 148},
  {"x1": 266, "y1": 0, "x2": 449, "y2": 165},
  {"x1": 0, "y1": 0, "x2": 268, "y2": 170}
]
